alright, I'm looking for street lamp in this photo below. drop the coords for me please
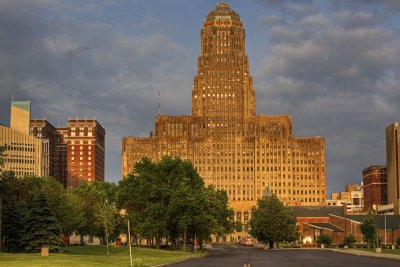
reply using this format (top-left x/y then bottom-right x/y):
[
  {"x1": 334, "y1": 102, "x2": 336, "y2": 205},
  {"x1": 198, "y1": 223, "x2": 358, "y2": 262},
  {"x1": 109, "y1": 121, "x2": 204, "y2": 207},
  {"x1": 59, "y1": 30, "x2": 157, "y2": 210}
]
[
  {"x1": 120, "y1": 209, "x2": 133, "y2": 267},
  {"x1": 373, "y1": 187, "x2": 380, "y2": 251}
]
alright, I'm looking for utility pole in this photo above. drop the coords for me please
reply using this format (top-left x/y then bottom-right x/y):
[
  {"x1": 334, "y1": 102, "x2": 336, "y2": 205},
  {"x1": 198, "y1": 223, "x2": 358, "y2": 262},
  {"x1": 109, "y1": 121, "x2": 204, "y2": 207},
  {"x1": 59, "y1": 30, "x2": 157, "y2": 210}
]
[
  {"x1": 375, "y1": 187, "x2": 380, "y2": 250},
  {"x1": 0, "y1": 197, "x2": 2, "y2": 253}
]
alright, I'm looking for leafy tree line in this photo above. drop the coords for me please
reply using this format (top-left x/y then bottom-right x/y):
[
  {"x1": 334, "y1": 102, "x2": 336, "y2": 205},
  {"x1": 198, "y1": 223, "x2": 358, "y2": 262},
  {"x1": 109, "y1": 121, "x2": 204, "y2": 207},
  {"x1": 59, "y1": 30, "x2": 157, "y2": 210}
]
[
  {"x1": 0, "y1": 155, "x2": 235, "y2": 253},
  {"x1": 117, "y1": 157, "x2": 236, "y2": 250},
  {"x1": 0, "y1": 171, "x2": 121, "y2": 253}
]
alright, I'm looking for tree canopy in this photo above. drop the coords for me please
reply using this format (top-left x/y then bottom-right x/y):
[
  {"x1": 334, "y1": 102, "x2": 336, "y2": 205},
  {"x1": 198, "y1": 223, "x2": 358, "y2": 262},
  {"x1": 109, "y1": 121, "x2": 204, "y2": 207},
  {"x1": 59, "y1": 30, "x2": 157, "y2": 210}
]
[
  {"x1": 0, "y1": 172, "x2": 122, "y2": 253},
  {"x1": 118, "y1": 156, "x2": 234, "y2": 250},
  {"x1": 1, "y1": 156, "x2": 235, "y2": 253},
  {"x1": 249, "y1": 195, "x2": 299, "y2": 248},
  {"x1": 360, "y1": 212, "x2": 377, "y2": 246}
]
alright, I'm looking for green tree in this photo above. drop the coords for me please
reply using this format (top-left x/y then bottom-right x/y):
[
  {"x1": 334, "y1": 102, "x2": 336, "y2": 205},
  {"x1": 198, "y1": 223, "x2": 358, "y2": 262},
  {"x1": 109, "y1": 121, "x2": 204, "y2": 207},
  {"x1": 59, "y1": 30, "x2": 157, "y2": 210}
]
[
  {"x1": 360, "y1": 212, "x2": 376, "y2": 246},
  {"x1": 23, "y1": 176, "x2": 76, "y2": 238},
  {"x1": 344, "y1": 234, "x2": 357, "y2": 245},
  {"x1": 74, "y1": 183, "x2": 104, "y2": 244},
  {"x1": 199, "y1": 186, "x2": 234, "y2": 242},
  {"x1": 2, "y1": 201, "x2": 28, "y2": 252},
  {"x1": 396, "y1": 236, "x2": 400, "y2": 246},
  {"x1": 68, "y1": 181, "x2": 120, "y2": 251},
  {"x1": 0, "y1": 171, "x2": 27, "y2": 252},
  {"x1": 94, "y1": 199, "x2": 118, "y2": 255},
  {"x1": 22, "y1": 192, "x2": 61, "y2": 252},
  {"x1": 61, "y1": 188, "x2": 85, "y2": 238},
  {"x1": 316, "y1": 234, "x2": 333, "y2": 245},
  {"x1": 118, "y1": 156, "x2": 234, "y2": 249},
  {"x1": 169, "y1": 184, "x2": 200, "y2": 251},
  {"x1": 249, "y1": 195, "x2": 299, "y2": 248}
]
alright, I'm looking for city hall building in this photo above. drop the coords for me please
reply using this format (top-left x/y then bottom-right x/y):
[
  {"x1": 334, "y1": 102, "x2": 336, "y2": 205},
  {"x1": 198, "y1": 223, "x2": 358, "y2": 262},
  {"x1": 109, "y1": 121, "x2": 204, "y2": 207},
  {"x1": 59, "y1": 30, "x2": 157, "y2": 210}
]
[{"x1": 122, "y1": 3, "x2": 326, "y2": 231}]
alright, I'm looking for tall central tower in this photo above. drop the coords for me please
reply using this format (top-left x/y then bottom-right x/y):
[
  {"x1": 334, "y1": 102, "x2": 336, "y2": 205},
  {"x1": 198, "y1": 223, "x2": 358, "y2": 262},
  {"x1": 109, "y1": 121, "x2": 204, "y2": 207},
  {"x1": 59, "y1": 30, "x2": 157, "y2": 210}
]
[{"x1": 192, "y1": 3, "x2": 255, "y2": 120}]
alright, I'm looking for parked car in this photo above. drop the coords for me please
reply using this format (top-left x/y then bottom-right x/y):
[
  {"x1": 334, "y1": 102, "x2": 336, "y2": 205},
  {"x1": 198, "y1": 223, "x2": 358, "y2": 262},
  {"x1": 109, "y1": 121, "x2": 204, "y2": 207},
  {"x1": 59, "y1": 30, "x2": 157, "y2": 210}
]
[{"x1": 239, "y1": 237, "x2": 253, "y2": 246}]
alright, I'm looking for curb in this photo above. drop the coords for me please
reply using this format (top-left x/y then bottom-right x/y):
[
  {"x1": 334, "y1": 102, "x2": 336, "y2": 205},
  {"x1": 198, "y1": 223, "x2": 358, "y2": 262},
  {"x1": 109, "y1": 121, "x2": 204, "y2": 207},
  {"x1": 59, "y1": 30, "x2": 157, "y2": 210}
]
[
  {"x1": 152, "y1": 251, "x2": 209, "y2": 267},
  {"x1": 330, "y1": 248, "x2": 400, "y2": 261}
]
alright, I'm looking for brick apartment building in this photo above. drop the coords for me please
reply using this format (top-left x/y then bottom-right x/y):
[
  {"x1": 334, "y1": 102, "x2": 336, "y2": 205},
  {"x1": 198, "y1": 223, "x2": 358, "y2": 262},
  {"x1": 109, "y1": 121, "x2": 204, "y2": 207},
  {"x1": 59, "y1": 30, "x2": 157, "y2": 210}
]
[
  {"x1": 362, "y1": 165, "x2": 388, "y2": 212},
  {"x1": 30, "y1": 117, "x2": 105, "y2": 188}
]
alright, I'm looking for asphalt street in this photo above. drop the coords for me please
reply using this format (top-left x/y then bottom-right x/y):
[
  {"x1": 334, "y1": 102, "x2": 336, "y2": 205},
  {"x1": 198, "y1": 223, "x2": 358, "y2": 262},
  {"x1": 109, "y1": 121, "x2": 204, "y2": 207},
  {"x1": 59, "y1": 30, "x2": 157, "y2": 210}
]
[{"x1": 166, "y1": 244, "x2": 399, "y2": 267}]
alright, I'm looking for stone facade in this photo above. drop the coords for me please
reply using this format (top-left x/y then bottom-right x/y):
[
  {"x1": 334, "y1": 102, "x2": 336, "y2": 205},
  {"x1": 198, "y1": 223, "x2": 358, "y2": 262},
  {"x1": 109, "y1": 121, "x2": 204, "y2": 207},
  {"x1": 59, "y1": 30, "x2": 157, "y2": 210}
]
[{"x1": 122, "y1": 3, "x2": 326, "y2": 228}]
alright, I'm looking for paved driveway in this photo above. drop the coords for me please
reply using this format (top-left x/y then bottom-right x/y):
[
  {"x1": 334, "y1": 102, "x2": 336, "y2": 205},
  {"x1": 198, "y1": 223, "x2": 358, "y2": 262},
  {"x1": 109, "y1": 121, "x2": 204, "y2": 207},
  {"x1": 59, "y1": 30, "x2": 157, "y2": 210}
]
[{"x1": 167, "y1": 244, "x2": 399, "y2": 267}]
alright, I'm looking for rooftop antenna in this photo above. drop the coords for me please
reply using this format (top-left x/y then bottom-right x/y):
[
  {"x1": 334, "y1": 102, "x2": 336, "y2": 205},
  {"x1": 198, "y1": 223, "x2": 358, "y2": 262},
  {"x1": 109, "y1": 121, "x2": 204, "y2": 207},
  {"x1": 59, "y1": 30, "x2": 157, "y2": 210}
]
[
  {"x1": 157, "y1": 90, "x2": 161, "y2": 115},
  {"x1": 11, "y1": 91, "x2": 14, "y2": 102}
]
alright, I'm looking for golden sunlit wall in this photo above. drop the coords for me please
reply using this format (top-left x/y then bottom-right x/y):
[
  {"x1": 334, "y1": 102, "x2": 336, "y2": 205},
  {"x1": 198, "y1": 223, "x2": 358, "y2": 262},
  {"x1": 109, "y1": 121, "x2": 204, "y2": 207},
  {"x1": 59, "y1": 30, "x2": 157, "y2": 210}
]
[
  {"x1": 0, "y1": 124, "x2": 43, "y2": 177},
  {"x1": 10, "y1": 101, "x2": 31, "y2": 135}
]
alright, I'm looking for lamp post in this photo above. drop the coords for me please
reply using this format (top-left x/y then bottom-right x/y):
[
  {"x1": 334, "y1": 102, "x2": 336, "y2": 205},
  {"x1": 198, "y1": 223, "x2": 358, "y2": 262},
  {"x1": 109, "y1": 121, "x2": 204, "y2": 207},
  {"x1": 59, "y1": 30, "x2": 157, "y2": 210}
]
[
  {"x1": 373, "y1": 187, "x2": 380, "y2": 252},
  {"x1": 120, "y1": 209, "x2": 132, "y2": 267}
]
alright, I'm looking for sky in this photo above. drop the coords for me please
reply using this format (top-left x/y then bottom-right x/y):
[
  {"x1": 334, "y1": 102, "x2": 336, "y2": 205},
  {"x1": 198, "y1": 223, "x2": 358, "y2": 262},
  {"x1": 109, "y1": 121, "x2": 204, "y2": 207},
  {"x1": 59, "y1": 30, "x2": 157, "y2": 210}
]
[{"x1": 1, "y1": 0, "x2": 400, "y2": 196}]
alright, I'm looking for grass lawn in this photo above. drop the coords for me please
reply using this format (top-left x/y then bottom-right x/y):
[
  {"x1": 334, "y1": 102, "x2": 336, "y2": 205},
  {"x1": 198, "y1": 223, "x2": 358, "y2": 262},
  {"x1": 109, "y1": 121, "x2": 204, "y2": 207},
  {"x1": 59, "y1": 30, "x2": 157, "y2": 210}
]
[
  {"x1": 0, "y1": 245, "x2": 203, "y2": 267},
  {"x1": 348, "y1": 247, "x2": 400, "y2": 255}
]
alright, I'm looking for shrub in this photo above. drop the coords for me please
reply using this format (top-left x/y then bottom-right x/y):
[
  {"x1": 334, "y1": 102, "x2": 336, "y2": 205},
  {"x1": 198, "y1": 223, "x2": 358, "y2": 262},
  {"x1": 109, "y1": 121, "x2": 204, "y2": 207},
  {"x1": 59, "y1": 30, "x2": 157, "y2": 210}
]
[
  {"x1": 316, "y1": 234, "x2": 333, "y2": 245},
  {"x1": 344, "y1": 235, "x2": 357, "y2": 245}
]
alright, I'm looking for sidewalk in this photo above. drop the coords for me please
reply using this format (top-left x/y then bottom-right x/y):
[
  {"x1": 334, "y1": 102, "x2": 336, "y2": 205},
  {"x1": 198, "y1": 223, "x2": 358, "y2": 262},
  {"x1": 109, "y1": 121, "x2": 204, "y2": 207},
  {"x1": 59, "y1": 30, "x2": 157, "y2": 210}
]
[{"x1": 331, "y1": 248, "x2": 400, "y2": 261}]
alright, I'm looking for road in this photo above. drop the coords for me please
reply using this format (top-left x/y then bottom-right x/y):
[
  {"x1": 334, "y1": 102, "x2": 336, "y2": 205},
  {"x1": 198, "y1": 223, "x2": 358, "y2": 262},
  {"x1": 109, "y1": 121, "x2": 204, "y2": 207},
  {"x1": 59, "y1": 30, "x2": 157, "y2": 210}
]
[{"x1": 166, "y1": 244, "x2": 399, "y2": 267}]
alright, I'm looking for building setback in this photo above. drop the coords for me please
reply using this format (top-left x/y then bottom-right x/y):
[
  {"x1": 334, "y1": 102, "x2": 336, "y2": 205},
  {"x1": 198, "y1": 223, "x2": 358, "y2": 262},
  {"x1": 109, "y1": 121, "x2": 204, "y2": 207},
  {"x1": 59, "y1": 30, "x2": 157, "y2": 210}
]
[
  {"x1": 386, "y1": 122, "x2": 400, "y2": 215},
  {"x1": 122, "y1": 3, "x2": 326, "y2": 229}
]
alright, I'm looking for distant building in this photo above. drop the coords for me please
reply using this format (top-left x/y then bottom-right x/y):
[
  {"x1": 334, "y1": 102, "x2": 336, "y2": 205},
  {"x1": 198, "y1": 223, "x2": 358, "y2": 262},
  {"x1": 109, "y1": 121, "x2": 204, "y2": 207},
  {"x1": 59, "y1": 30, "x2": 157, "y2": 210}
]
[
  {"x1": 362, "y1": 165, "x2": 388, "y2": 212},
  {"x1": 54, "y1": 127, "x2": 68, "y2": 187},
  {"x1": 1, "y1": 101, "x2": 105, "y2": 188},
  {"x1": 291, "y1": 206, "x2": 400, "y2": 245},
  {"x1": 30, "y1": 118, "x2": 106, "y2": 188},
  {"x1": 386, "y1": 122, "x2": 400, "y2": 215},
  {"x1": 66, "y1": 118, "x2": 105, "y2": 188},
  {"x1": 0, "y1": 124, "x2": 43, "y2": 176},
  {"x1": 10, "y1": 101, "x2": 31, "y2": 135},
  {"x1": 327, "y1": 183, "x2": 363, "y2": 213},
  {"x1": 30, "y1": 119, "x2": 57, "y2": 177},
  {"x1": 1, "y1": 101, "x2": 44, "y2": 176}
]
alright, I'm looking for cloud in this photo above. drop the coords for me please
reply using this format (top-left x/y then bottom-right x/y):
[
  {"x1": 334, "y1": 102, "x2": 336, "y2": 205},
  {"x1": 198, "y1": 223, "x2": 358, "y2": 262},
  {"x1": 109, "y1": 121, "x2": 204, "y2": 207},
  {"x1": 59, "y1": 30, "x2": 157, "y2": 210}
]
[
  {"x1": 258, "y1": 15, "x2": 284, "y2": 26},
  {"x1": 0, "y1": 0, "x2": 194, "y2": 181},
  {"x1": 258, "y1": 0, "x2": 315, "y2": 15},
  {"x1": 1, "y1": 0, "x2": 400, "y2": 196},
  {"x1": 255, "y1": 4, "x2": 400, "y2": 192}
]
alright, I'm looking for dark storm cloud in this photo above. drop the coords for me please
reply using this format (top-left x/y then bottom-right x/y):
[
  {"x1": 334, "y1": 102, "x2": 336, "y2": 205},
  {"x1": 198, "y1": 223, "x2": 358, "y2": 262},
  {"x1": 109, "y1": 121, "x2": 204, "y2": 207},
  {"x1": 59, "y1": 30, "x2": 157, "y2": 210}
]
[
  {"x1": 0, "y1": 0, "x2": 194, "y2": 181},
  {"x1": 1, "y1": 0, "x2": 399, "y2": 196},
  {"x1": 255, "y1": 1, "x2": 400, "y2": 193}
]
